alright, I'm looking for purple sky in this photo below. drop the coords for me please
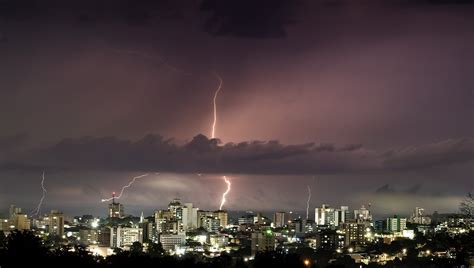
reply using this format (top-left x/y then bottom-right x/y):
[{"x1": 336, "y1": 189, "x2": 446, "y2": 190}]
[{"x1": 0, "y1": 0, "x2": 472, "y2": 218}]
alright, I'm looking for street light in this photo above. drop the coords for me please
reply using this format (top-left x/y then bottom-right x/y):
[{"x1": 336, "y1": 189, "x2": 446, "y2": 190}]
[{"x1": 304, "y1": 259, "x2": 311, "y2": 266}]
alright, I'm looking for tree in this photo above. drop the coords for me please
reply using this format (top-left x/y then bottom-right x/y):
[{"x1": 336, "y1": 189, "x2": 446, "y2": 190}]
[
  {"x1": 130, "y1": 241, "x2": 144, "y2": 255},
  {"x1": 0, "y1": 231, "x2": 6, "y2": 248},
  {"x1": 0, "y1": 230, "x2": 48, "y2": 267},
  {"x1": 459, "y1": 192, "x2": 474, "y2": 219},
  {"x1": 148, "y1": 242, "x2": 165, "y2": 258}
]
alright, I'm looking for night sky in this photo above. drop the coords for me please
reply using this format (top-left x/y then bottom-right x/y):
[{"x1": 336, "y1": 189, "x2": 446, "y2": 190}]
[{"x1": 0, "y1": 0, "x2": 473, "y2": 218}]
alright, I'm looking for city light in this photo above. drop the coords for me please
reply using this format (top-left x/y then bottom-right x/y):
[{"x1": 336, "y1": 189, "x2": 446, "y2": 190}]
[
  {"x1": 304, "y1": 259, "x2": 311, "y2": 266},
  {"x1": 2, "y1": 194, "x2": 471, "y2": 266}
]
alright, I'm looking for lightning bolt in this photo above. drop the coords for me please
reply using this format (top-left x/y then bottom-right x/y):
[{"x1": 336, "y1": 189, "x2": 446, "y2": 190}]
[
  {"x1": 101, "y1": 174, "x2": 150, "y2": 202},
  {"x1": 211, "y1": 72, "x2": 223, "y2": 139},
  {"x1": 31, "y1": 171, "x2": 47, "y2": 217},
  {"x1": 219, "y1": 176, "x2": 231, "y2": 210},
  {"x1": 306, "y1": 185, "x2": 311, "y2": 220}
]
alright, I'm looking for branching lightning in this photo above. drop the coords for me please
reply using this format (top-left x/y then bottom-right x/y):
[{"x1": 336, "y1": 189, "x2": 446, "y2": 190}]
[
  {"x1": 306, "y1": 185, "x2": 311, "y2": 220},
  {"x1": 31, "y1": 171, "x2": 47, "y2": 217},
  {"x1": 101, "y1": 174, "x2": 149, "y2": 202},
  {"x1": 211, "y1": 72, "x2": 223, "y2": 139},
  {"x1": 219, "y1": 176, "x2": 231, "y2": 210}
]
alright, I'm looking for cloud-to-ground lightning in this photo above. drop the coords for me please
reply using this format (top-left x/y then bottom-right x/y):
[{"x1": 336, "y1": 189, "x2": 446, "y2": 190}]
[
  {"x1": 31, "y1": 171, "x2": 47, "y2": 217},
  {"x1": 306, "y1": 185, "x2": 311, "y2": 220},
  {"x1": 211, "y1": 72, "x2": 223, "y2": 139},
  {"x1": 219, "y1": 176, "x2": 231, "y2": 210},
  {"x1": 113, "y1": 48, "x2": 224, "y2": 139},
  {"x1": 101, "y1": 174, "x2": 149, "y2": 202}
]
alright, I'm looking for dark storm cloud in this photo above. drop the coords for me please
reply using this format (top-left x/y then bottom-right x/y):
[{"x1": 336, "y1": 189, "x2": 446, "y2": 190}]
[
  {"x1": 375, "y1": 184, "x2": 427, "y2": 196},
  {"x1": 426, "y1": 0, "x2": 474, "y2": 4},
  {"x1": 3, "y1": 134, "x2": 472, "y2": 174},
  {"x1": 382, "y1": 138, "x2": 474, "y2": 170},
  {"x1": 0, "y1": 0, "x2": 190, "y2": 28},
  {"x1": 200, "y1": 0, "x2": 298, "y2": 38},
  {"x1": 0, "y1": 0, "x2": 299, "y2": 38}
]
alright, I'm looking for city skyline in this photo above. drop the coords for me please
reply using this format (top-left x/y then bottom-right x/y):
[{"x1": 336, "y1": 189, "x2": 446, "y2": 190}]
[{"x1": 0, "y1": 0, "x2": 473, "y2": 226}]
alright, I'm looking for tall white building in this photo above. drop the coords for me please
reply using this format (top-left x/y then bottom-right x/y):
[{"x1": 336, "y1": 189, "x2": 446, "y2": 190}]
[
  {"x1": 273, "y1": 212, "x2": 288, "y2": 228},
  {"x1": 214, "y1": 210, "x2": 228, "y2": 228},
  {"x1": 315, "y1": 204, "x2": 349, "y2": 227},
  {"x1": 182, "y1": 203, "x2": 198, "y2": 230},
  {"x1": 411, "y1": 207, "x2": 431, "y2": 225},
  {"x1": 110, "y1": 226, "x2": 143, "y2": 248},
  {"x1": 354, "y1": 205, "x2": 372, "y2": 222}
]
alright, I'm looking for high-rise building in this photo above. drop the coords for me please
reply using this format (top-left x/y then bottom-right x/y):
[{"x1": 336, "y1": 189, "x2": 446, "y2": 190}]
[
  {"x1": 79, "y1": 229, "x2": 99, "y2": 245},
  {"x1": 9, "y1": 205, "x2": 22, "y2": 220},
  {"x1": 197, "y1": 210, "x2": 215, "y2": 228},
  {"x1": 316, "y1": 229, "x2": 345, "y2": 250},
  {"x1": 48, "y1": 210, "x2": 65, "y2": 237},
  {"x1": 386, "y1": 216, "x2": 407, "y2": 233},
  {"x1": 238, "y1": 215, "x2": 254, "y2": 226},
  {"x1": 0, "y1": 219, "x2": 10, "y2": 231},
  {"x1": 6, "y1": 206, "x2": 30, "y2": 231},
  {"x1": 12, "y1": 214, "x2": 30, "y2": 231},
  {"x1": 142, "y1": 221, "x2": 156, "y2": 243},
  {"x1": 97, "y1": 227, "x2": 111, "y2": 247},
  {"x1": 293, "y1": 218, "x2": 304, "y2": 234},
  {"x1": 411, "y1": 207, "x2": 431, "y2": 225},
  {"x1": 201, "y1": 216, "x2": 220, "y2": 233},
  {"x1": 273, "y1": 212, "x2": 289, "y2": 228},
  {"x1": 182, "y1": 203, "x2": 198, "y2": 230},
  {"x1": 337, "y1": 206, "x2": 350, "y2": 224},
  {"x1": 155, "y1": 209, "x2": 182, "y2": 234},
  {"x1": 214, "y1": 210, "x2": 228, "y2": 228},
  {"x1": 354, "y1": 205, "x2": 372, "y2": 222},
  {"x1": 159, "y1": 233, "x2": 186, "y2": 252},
  {"x1": 254, "y1": 212, "x2": 266, "y2": 225},
  {"x1": 168, "y1": 198, "x2": 183, "y2": 220},
  {"x1": 315, "y1": 204, "x2": 349, "y2": 227},
  {"x1": 374, "y1": 220, "x2": 386, "y2": 233},
  {"x1": 342, "y1": 220, "x2": 367, "y2": 247},
  {"x1": 108, "y1": 194, "x2": 124, "y2": 218},
  {"x1": 110, "y1": 226, "x2": 143, "y2": 248},
  {"x1": 251, "y1": 229, "x2": 275, "y2": 256}
]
